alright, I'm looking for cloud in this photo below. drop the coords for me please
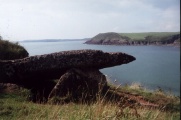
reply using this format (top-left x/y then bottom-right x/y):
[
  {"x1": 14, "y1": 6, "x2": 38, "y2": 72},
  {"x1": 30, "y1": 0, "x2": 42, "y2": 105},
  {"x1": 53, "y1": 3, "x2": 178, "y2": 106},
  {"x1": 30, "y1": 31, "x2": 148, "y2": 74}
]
[{"x1": 0, "y1": 0, "x2": 180, "y2": 41}]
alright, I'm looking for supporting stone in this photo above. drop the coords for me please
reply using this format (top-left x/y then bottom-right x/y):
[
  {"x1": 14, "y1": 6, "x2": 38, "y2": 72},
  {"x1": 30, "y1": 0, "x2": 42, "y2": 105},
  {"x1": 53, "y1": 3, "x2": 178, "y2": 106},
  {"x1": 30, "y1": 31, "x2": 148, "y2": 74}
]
[{"x1": 48, "y1": 68, "x2": 108, "y2": 103}]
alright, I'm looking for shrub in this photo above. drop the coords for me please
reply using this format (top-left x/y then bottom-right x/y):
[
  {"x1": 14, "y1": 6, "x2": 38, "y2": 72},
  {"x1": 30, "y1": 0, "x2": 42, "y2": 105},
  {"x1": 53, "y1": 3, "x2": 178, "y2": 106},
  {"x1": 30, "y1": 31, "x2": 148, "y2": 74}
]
[{"x1": 0, "y1": 39, "x2": 29, "y2": 60}]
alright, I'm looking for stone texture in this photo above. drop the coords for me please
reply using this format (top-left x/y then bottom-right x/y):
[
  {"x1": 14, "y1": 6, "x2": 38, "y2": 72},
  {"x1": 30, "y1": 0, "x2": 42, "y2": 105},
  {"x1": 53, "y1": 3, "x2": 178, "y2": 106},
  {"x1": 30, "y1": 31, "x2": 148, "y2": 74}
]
[
  {"x1": 0, "y1": 49, "x2": 136, "y2": 102},
  {"x1": 48, "y1": 68, "x2": 108, "y2": 103},
  {"x1": 0, "y1": 49, "x2": 135, "y2": 85}
]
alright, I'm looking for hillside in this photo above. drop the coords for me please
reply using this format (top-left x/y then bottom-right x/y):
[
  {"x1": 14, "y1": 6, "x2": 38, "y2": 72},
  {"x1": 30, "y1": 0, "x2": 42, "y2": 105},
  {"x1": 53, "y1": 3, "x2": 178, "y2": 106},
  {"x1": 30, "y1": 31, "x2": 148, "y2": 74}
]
[
  {"x1": 85, "y1": 32, "x2": 130, "y2": 45},
  {"x1": 0, "y1": 38, "x2": 29, "y2": 60},
  {"x1": 85, "y1": 32, "x2": 180, "y2": 46}
]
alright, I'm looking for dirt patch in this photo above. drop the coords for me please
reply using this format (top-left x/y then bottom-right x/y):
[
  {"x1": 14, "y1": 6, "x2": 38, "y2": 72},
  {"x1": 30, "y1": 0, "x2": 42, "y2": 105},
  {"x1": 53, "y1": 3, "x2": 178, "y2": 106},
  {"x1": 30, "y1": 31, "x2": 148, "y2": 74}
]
[{"x1": 118, "y1": 91, "x2": 159, "y2": 108}]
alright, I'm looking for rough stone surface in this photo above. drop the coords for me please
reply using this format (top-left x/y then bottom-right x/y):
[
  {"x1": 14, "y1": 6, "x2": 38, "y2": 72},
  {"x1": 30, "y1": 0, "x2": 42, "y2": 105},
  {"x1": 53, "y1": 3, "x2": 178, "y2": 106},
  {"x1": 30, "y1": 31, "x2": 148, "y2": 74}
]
[
  {"x1": 0, "y1": 83, "x2": 20, "y2": 93},
  {"x1": 0, "y1": 49, "x2": 135, "y2": 84},
  {"x1": 48, "y1": 68, "x2": 108, "y2": 103},
  {"x1": 0, "y1": 49, "x2": 136, "y2": 102}
]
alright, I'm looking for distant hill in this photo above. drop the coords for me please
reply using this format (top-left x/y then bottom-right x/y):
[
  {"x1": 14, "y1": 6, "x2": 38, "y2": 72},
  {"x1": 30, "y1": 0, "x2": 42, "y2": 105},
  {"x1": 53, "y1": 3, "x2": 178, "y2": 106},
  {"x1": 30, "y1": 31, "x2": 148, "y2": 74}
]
[
  {"x1": 85, "y1": 32, "x2": 130, "y2": 45},
  {"x1": 85, "y1": 32, "x2": 180, "y2": 46},
  {"x1": 20, "y1": 39, "x2": 88, "y2": 43}
]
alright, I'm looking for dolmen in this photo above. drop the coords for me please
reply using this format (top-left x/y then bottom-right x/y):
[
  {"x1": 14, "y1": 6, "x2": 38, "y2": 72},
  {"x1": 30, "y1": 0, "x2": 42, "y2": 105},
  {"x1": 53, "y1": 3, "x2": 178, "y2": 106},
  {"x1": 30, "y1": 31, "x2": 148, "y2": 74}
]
[{"x1": 0, "y1": 49, "x2": 136, "y2": 103}]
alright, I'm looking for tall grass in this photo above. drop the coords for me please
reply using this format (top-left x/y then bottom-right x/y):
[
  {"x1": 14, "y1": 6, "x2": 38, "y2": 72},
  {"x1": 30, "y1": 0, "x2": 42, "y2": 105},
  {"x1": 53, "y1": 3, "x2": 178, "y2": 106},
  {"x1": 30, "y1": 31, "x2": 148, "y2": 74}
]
[
  {"x1": 0, "y1": 83, "x2": 180, "y2": 120},
  {"x1": 0, "y1": 96, "x2": 180, "y2": 120}
]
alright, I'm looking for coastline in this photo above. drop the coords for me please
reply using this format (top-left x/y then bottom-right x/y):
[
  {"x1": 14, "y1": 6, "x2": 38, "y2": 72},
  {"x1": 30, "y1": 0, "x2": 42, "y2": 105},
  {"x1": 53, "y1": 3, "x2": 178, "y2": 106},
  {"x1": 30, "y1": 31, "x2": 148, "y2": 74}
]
[
  {"x1": 85, "y1": 32, "x2": 180, "y2": 47},
  {"x1": 84, "y1": 42, "x2": 180, "y2": 47}
]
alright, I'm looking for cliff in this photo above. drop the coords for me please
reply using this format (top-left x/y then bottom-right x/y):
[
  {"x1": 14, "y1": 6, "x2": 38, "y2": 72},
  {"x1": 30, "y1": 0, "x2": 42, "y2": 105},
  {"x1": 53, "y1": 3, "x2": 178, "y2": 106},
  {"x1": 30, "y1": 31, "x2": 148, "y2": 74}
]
[
  {"x1": 85, "y1": 32, "x2": 130, "y2": 45},
  {"x1": 85, "y1": 32, "x2": 180, "y2": 46}
]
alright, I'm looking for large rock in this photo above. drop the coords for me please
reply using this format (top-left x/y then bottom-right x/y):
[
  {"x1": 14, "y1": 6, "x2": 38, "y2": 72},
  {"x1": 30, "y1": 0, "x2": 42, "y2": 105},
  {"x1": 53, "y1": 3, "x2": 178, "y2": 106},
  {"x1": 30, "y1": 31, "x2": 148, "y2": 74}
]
[
  {"x1": 0, "y1": 49, "x2": 135, "y2": 102},
  {"x1": 48, "y1": 68, "x2": 108, "y2": 103},
  {"x1": 0, "y1": 49, "x2": 135, "y2": 84}
]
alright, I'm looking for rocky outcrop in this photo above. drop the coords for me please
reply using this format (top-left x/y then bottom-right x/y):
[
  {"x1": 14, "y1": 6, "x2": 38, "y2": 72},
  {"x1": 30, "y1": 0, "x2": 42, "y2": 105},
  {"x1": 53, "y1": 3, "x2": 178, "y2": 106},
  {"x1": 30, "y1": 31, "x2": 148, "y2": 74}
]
[
  {"x1": 85, "y1": 32, "x2": 130, "y2": 45},
  {"x1": 0, "y1": 49, "x2": 135, "y2": 84},
  {"x1": 85, "y1": 32, "x2": 180, "y2": 46},
  {"x1": 0, "y1": 83, "x2": 20, "y2": 93},
  {"x1": 173, "y1": 38, "x2": 180, "y2": 46},
  {"x1": 0, "y1": 49, "x2": 135, "y2": 102}
]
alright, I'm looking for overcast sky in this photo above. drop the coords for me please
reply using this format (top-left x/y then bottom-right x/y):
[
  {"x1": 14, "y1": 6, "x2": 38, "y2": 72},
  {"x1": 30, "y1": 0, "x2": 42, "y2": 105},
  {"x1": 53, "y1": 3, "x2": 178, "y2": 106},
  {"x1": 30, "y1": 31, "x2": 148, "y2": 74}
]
[{"x1": 0, "y1": 0, "x2": 180, "y2": 41}]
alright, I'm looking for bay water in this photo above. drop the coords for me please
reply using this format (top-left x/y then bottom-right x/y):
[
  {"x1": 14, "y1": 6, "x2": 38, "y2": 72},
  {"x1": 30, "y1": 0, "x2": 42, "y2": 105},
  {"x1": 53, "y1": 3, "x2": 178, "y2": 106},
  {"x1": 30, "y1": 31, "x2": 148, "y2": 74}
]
[{"x1": 19, "y1": 40, "x2": 180, "y2": 96}]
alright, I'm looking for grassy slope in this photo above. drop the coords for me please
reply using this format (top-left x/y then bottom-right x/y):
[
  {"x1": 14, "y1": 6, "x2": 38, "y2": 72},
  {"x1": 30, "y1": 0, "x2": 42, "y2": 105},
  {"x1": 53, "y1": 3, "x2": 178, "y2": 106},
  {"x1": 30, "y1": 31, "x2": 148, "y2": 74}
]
[
  {"x1": 0, "y1": 84, "x2": 180, "y2": 120},
  {"x1": 119, "y1": 32, "x2": 180, "y2": 40},
  {"x1": 0, "y1": 39, "x2": 29, "y2": 60}
]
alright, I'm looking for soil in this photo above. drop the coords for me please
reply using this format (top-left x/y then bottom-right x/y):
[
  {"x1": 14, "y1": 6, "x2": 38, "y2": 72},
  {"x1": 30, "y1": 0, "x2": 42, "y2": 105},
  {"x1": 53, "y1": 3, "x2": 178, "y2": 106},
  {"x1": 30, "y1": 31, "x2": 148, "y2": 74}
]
[{"x1": 118, "y1": 91, "x2": 159, "y2": 108}]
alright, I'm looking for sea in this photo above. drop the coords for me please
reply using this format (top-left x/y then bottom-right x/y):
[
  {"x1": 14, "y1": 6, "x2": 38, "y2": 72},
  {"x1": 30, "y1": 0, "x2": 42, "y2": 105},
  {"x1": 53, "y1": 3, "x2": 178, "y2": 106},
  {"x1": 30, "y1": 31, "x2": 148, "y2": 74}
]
[{"x1": 19, "y1": 40, "x2": 180, "y2": 96}]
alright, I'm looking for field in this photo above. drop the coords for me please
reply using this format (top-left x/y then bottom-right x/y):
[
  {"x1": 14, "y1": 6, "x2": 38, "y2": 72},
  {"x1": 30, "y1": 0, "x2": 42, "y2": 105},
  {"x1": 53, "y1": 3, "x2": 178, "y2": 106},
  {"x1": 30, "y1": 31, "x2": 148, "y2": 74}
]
[
  {"x1": 119, "y1": 32, "x2": 180, "y2": 40},
  {"x1": 0, "y1": 83, "x2": 180, "y2": 120}
]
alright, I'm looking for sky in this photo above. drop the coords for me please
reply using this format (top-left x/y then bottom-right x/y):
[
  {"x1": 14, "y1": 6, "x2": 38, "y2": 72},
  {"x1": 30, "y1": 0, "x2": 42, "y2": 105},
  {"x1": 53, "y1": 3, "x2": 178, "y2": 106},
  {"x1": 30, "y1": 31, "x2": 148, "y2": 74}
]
[{"x1": 0, "y1": 0, "x2": 180, "y2": 41}]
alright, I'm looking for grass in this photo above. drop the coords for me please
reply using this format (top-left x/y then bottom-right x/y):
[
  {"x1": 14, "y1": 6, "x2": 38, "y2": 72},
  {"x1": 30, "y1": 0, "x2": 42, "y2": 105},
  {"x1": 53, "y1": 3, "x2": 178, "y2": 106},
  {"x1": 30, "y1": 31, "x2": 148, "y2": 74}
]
[
  {"x1": 0, "y1": 83, "x2": 180, "y2": 120},
  {"x1": 119, "y1": 32, "x2": 180, "y2": 40},
  {"x1": 115, "y1": 83, "x2": 180, "y2": 109},
  {"x1": 1, "y1": 98, "x2": 179, "y2": 120},
  {"x1": 0, "y1": 39, "x2": 29, "y2": 60},
  {"x1": 0, "y1": 94, "x2": 180, "y2": 120}
]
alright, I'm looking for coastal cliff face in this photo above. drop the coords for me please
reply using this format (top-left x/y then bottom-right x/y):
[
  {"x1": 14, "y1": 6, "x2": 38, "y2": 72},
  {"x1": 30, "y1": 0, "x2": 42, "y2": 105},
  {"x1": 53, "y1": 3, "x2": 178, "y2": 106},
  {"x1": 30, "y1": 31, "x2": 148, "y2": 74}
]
[
  {"x1": 85, "y1": 32, "x2": 180, "y2": 46},
  {"x1": 85, "y1": 32, "x2": 130, "y2": 45}
]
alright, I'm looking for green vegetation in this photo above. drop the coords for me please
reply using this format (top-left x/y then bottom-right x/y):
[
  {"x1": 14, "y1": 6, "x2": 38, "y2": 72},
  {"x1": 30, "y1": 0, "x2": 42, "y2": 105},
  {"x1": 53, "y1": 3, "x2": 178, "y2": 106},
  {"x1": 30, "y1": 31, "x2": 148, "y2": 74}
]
[
  {"x1": 0, "y1": 39, "x2": 29, "y2": 60},
  {"x1": 120, "y1": 32, "x2": 180, "y2": 41},
  {"x1": 115, "y1": 83, "x2": 180, "y2": 111},
  {"x1": 0, "y1": 34, "x2": 180, "y2": 119},
  {"x1": 86, "y1": 32, "x2": 180, "y2": 45},
  {"x1": 0, "y1": 83, "x2": 180, "y2": 120}
]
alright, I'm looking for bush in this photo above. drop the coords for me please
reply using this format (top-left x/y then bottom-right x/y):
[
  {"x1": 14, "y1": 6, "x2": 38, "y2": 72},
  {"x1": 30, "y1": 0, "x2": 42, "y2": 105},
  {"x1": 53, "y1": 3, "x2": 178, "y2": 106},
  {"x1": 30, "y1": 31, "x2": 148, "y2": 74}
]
[{"x1": 0, "y1": 39, "x2": 29, "y2": 60}]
